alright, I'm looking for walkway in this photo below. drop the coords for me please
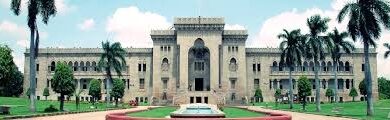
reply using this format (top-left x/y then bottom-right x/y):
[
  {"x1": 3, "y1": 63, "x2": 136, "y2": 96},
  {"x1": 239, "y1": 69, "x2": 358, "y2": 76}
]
[
  {"x1": 15, "y1": 106, "x2": 151, "y2": 120},
  {"x1": 245, "y1": 106, "x2": 355, "y2": 120}
]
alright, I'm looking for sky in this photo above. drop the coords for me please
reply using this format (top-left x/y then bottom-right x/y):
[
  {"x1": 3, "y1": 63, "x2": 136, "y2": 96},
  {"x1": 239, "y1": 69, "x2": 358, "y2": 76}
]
[{"x1": 0, "y1": 0, "x2": 390, "y2": 78}]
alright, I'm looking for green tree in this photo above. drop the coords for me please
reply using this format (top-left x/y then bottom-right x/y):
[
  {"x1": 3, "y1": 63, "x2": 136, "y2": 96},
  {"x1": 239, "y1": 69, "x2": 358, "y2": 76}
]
[
  {"x1": 384, "y1": 43, "x2": 390, "y2": 59},
  {"x1": 378, "y1": 77, "x2": 390, "y2": 99},
  {"x1": 43, "y1": 87, "x2": 50, "y2": 100},
  {"x1": 337, "y1": 0, "x2": 390, "y2": 116},
  {"x1": 254, "y1": 88, "x2": 263, "y2": 102},
  {"x1": 298, "y1": 76, "x2": 311, "y2": 111},
  {"x1": 274, "y1": 89, "x2": 281, "y2": 108},
  {"x1": 349, "y1": 87, "x2": 358, "y2": 102},
  {"x1": 10, "y1": 0, "x2": 57, "y2": 112},
  {"x1": 305, "y1": 14, "x2": 332, "y2": 112},
  {"x1": 0, "y1": 45, "x2": 23, "y2": 97},
  {"x1": 278, "y1": 29, "x2": 305, "y2": 109},
  {"x1": 328, "y1": 28, "x2": 355, "y2": 104},
  {"x1": 51, "y1": 63, "x2": 76, "y2": 111},
  {"x1": 325, "y1": 88, "x2": 334, "y2": 103},
  {"x1": 110, "y1": 79, "x2": 125, "y2": 107},
  {"x1": 98, "y1": 42, "x2": 127, "y2": 106},
  {"x1": 73, "y1": 89, "x2": 83, "y2": 110},
  {"x1": 359, "y1": 80, "x2": 367, "y2": 98},
  {"x1": 88, "y1": 79, "x2": 101, "y2": 107}
]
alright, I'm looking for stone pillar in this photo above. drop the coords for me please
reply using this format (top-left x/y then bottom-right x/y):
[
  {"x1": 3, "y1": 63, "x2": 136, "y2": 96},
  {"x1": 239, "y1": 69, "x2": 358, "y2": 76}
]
[
  {"x1": 343, "y1": 79, "x2": 346, "y2": 90},
  {"x1": 276, "y1": 80, "x2": 280, "y2": 90}
]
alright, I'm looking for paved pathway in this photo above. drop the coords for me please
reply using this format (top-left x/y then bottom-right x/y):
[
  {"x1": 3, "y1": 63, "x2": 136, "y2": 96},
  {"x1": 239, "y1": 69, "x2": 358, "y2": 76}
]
[
  {"x1": 245, "y1": 106, "x2": 356, "y2": 120},
  {"x1": 15, "y1": 106, "x2": 151, "y2": 120}
]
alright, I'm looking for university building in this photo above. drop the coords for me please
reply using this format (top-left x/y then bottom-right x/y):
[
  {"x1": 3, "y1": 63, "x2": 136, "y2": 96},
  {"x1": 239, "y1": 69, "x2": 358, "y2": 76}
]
[{"x1": 23, "y1": 17, "x2": 378, "y2": 105}]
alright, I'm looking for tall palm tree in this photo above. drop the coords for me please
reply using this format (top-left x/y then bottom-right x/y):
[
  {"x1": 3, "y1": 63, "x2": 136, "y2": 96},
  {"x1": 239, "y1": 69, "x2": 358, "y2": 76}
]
[
  {"x1": 384, "y1": 43, "x2": 390, "y2": 59},
  {"x1": 327, "y1": 28, "x2": 355, "y2": 104},
  {"x1": 305, "y1": 14, "x2": 332, "y2": 112},
  {"x1": 278, "y1": 29, "x2": 305, "y2": 109},
  {"x1": 10, "y1": 0, "x2": 56, "y2": 112},
  {"x1": 337, "y1": 0, "x2": 390, "y2": 116},
  {"x1": 98, "y1": 41, "x2": 127, "y2": 106}
]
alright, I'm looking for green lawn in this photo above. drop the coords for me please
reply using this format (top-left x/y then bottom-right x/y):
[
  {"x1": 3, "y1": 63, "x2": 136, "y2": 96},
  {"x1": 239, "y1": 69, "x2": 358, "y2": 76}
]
[
  {"x1": 253, "y1": 99, "x2": 390, "y2": 120},
  {"x1": 0, "y1": 97, "x2": 127, "y2": 118},
  {"x1": 223, "y1": 107, "x2": 266, "y2": 118},
  {"x1": 127, "y1": 107, "x2": 177, "y2": 118}
]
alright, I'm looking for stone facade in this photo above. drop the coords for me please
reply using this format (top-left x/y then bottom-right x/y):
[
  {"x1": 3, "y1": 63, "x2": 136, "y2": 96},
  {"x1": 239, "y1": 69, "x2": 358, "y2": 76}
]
[{"x1": 23, "y1": 17, "x2": 378, "y2": 105}]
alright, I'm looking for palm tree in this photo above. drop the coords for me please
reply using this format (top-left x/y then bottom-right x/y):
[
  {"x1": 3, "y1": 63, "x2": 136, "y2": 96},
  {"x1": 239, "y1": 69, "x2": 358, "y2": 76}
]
[
  {"x1": 98, "y1": 41, "x2": 127, "y2": 107},
  {"x1": 10, "y1": 0, "x2": 56, "y2": 112},
  {"x1": 305, "y1": 14, "x2": 332, "y2": 112},
  {"x1": 327, "y1": 28, "x2": 355, "y2": 104},
  {"x1": 337, "y1": 0, "x2": 390, "y2": 116},
  {"x1": 278, "y1": 29, "x2": 305, "y2": 109},
  {"x1": 384, "y1": 43, "x2": 390, "y2": 59}
]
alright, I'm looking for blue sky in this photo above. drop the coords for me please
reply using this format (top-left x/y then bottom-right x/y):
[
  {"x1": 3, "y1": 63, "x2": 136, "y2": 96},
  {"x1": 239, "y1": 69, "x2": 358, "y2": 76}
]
[{"x1": 1, "y1": 0, "x2": 390, "y2": 78}]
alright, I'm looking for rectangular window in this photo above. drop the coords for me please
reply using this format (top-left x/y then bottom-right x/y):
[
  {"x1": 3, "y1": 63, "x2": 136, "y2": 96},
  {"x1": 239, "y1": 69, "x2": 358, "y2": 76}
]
[
  {"x1": 143, "y1": 64, "x2": 146, "y2": 71},
  {"x1": 195, "y1": 62, "x2": 204, "y2": 71},
  {"x1": 361, "y1": 64, "x2": 365, "y2": 71},
  {"x1": 139, "y1": 78, "x2": 145, "y2": 89},
  {"x1": 47, "y1": 79, "x2": 49, "y2": 88},
  {"x1": 36, "y1": 64, "x2": 39, "y2": 71},
  {"x1": 257, "y1": 64, "x2": 261, "y2": 71},
  {"x1": 252, "y1": 64, "x2": 256, "y2": 71},
  {"x1": 230, "y1": 79, "x2": 236, "y2": 89},
  {"x1": 138, "y1": 64, "x2": 142, "y2": 71},
  {"x1": 163, "y1": 79, "x2": 168, "y2": 89},
  {"x1": 127, "y1": 79, "x2": 130, "y2": 89},
  {"x1": 254, "y1": 79, "x2": 260, "y2": 89},
  {"x1": 36, "y1": 78, "x2": 38, "y2": 88}
]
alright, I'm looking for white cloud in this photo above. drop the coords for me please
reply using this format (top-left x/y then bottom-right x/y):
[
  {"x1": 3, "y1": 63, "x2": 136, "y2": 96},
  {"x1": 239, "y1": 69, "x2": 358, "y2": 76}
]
[
  {"x1": 78, "y1": 18, "x2": 95, "y2": 31},
  {"x1": 0, "y1": 20, "x2": 29, "y2": 47},
  {"x1": 106, "y1": 6, "x2": 171, "y2": 48},
  {"x1": 225, "y1": 24, "x2": 246, "y2": 30}
]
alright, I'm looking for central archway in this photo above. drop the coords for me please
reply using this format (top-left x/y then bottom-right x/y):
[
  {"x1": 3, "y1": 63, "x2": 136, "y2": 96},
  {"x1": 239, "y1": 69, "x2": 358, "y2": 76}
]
[{"x1": 188, "y1": 38, "x2": 210, "y2": 91}]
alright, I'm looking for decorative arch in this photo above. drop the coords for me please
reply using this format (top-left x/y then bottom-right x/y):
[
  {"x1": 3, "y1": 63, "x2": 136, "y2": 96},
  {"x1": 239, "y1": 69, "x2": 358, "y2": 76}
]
[
  {"x1": 303, "y1": 61, "x2": 308, "y2": 71},
  {"x1": 321, "y1": 61, "x2": 326, "y2": 71},
  {"x1": 188, "y1": 38, "x2": 210, "y2": 91},
  {"x1": 272, "y1": 61, "x2": 278, "y2": 71},
  {"x1": 68, "y1": 61, "x2": 72, "y2": 67},
  {"x1": 345, "y1": 61, "x2": 350, "y2": 71},
  {"x1": 73, "y1": 61, "x2": 79, "y2": 71},
  {"x1": 309, "y1": 61, "x2": 314, "y2": 71},
  {"x1": 162, "y1": 58, "x2": 169, "y2": 71},
  {"x1": 339, "y1": 61, "x2": 344, "y2": 71},
  {"x1": 327, "y1": 61, "x2": 332, "y2": 72},
  {"x1": 229, "y1": 58, "x2": 237, "y2": 72},
  {"x1": 92, "y1": 61, "x2": 97, "y2": 71},
  {"x1": 50, "y1": 61, "x2": 56, "y2": 71},
  {"x1": 80, "y1": 61, "x2": 85, "y2": 71},
  {"x1": 86, "y1": 61, "x2": 91, "y2": 71},
  {"x1": 278, "y1": 62, "x2": 284, "y2": 71}
]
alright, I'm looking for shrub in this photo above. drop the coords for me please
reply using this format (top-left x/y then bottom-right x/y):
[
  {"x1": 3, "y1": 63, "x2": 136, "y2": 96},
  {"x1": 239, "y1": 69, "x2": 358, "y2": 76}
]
[{"x1": 44, "y1": 105, "x2": 59, "y2": 112}]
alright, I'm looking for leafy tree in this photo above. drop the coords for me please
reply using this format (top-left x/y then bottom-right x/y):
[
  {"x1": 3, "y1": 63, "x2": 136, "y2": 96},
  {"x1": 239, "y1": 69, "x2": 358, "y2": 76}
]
[
  {"x1": 325, "y1": 88, "x2": 334, "y2": 103},
  {"x1": 98, "y1": 42, "x2": 127, "y2": 106},
  {"x1": 384, "y1": 43, "x2": 390, "y2": 59},
  {"x1": 298, "y1": 76, "x2": 311, "y2": 111},
  {"x1": 378, "y1": 77, "x2": 390, "y2": 99},
  {"x1": 274, "y1": 89, "x2": 281, "y2": 108},
  {"x1": 110, "y1": 79, "x2": 125, "y2": 107},
  {"x1": 51, "y1": 63, "x2": 76, "y2": 111},
  {"x1": 10, "y1": 0, "x2": 57, "y2": 112},
  {"x1": 73, "y1": 89, "x2": 83, "y2": 110},
  {"x1": 278, "y1": 29, "x2": 305, "y2": 109},
  {"x1": 337, "y1": 0, "x2": 390, "y2": 116},
  {"x1": 349, "y1": 87, "x2": 358, "y2": 102},
  {"x1": 359, "y1": 80, "x2": 367, "y2": 97},
  {"x1": 88, "y1": 79, "x2": 101, "y2": 107},
  {"x1": 43, "y1": 87, "x2": 50, "y2": 100},
  {"x1": 254, "y1": 88, "x2": 263, "y2": 102},
  {"x1": 0, "y1": 45, "x2": 23, "y2": 97},
  {"x1": 305, "y1": 14, "x2": 332, "y2": 112},
  {"x1": 328, "y1": 28, "x2": 355, "y2": 104}
]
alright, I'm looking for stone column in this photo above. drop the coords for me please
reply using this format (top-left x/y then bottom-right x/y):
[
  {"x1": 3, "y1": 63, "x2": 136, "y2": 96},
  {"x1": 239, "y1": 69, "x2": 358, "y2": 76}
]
[
  {"x1": 276, "y1": 80, "x2": 280, "y2": 90},
  {"x1": 343, "y1": 79, "x2": 346, "y2": 90}
]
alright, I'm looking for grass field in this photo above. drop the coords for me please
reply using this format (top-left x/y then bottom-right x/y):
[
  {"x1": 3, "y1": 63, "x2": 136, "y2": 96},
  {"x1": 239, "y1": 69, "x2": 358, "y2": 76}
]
[
  {"x1": 254, "y1": 99, "x2": 390, "y2": 120},
  {"x1": 0, "y1": 97, "x2": 127, "y2": 118},
  {"x1": 222, "y1": 107, "x2": 266, "y2": 118},
  {"x1": 127, "y1": 107, "x2": 177, "y2": 118}
]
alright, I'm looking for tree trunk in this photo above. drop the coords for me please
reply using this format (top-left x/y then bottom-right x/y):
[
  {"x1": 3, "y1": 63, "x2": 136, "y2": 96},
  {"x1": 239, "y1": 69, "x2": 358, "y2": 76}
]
[
  {"x1": 76, "y1": 97, "x2": 80, "y2": 110},
  {"x1": 45, "y1": 96, "x2": 47, "y2": 100},
  {"x1": 106, "y1": 68, "x2": 112, "y2": 107},
  {"x1": 115, "y1": 98, "x2": 118, "y2": 107},
  {"x1": 303, "y1": 97, "x2": 306, "y2": 111},
  {"x1": 60, "y1": 94, "x2": 64, "y2": 111},
  {"x1": 288, "y1": 66, "x2": 293, "y2": 109},
  {"x1": 363, "y1": 42, "x2": 374, "y2": 116},
  {"x1": 352, "y1": 97, "x2": 355, "y2": 102},
  {"x1": 29, "y1": 28, "x2": 36, "y2": 113},
  {"x1": 275, "y1": 97, "x2": 278, "y2": 108},
  {"x1": 333, "y1": 61, "x2": 338, "y2": 104},
  {"x1": 314, "y1": 62, "x2": 321, "y2": 112}
]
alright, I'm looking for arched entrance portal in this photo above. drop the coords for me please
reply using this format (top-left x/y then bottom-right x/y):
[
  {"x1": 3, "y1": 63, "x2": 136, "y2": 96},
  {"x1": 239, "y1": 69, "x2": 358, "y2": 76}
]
[{"x1": 188, "y1": 38, "x2": 210, "y2": 91}]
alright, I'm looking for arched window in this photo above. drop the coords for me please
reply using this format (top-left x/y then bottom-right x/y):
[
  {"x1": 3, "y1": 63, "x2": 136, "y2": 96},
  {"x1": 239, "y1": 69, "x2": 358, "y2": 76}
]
[
  {"x1": 162, "y1": 58, "x2": 169, "y2": 71},
  {"x1": 92, "y1": 61, "x2": 97, "y2": 71},
  {"x1": 272, "y1": 61, "x2": 278, "y2": 71},
  {"x1": 80, "y1": 61, "x2": 85, "y2": 71},
  {"x1": 74, "y1": 62, "x2": 78, "y2": 71},
  {"x1": 297, "y1": 62, "x2": 302, "y2": 71},
  {"x1": 327, "y1": 61, "x2": 332, "y2": 72},
  {"x1": 309, "y1": 61, "x2": 315, "y2": 71},
  {"x1": 339, "y1": 61, "x2": 344, "y2": 71},
  {"x1": 229, "y1": 58, "x2": 237, "y2": 72},
  {"x1": 86, "y1": 61, "x2": 90, "y2": 71},
  {"x1": 321, "y1": 61, "x2": 326, "y2": 71},
  {"x1": 345, "y1": 61, "x2": 350, "y2": 72},
  {"x1": 68, "y1": 61, "x2": 72, "y2": 67},
  {"x1": 50, "y1": 61, "x2": 56, "y2": 71},
  {"x1": 279, "y1": 62, "x2": 284, "y2": 71},
  {"x1": 303, "y1": 61, "x2": 308, "y2": 71}
]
